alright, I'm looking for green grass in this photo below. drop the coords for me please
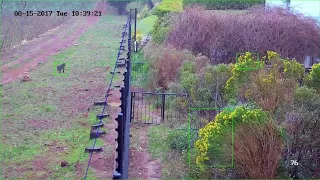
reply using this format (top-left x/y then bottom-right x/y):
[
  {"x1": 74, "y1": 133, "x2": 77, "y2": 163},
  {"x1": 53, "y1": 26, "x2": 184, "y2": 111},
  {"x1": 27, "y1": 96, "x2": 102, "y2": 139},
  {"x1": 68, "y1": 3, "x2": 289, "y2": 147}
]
[
  {"x1": 1, "y1": 14, "x2": 126, "y2": 179},
  {"x1": 136, "y1": 15, "x2": 158, "y2": 35},
  {"x1": 148, "y1": 125, "x2": 190, "y2": 179},
  {"x1": 148, "y1": 125, "x2": 172, "y2": 159}
]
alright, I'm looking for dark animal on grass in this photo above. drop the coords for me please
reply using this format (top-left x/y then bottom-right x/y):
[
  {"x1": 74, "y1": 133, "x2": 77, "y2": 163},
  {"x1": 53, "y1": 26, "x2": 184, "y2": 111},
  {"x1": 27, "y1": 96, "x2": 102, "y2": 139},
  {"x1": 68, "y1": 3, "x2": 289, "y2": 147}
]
[{"x1": 57, "y1": 63, "x2": 66, "y2": 73}]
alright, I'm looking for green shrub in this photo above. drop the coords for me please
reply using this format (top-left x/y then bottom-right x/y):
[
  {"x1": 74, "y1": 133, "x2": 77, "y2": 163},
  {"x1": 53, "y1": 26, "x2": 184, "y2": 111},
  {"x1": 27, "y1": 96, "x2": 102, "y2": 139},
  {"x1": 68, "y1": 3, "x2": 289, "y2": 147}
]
[
  {"x1": 152, "y1": 25, "x2": 170, "y2": 44},
  {"x1": 293, "y1": 86, "x2": 320, "y2": 107},
  {"x1": 194, "y1": 106, "x2": 269, "y2": 170},
  {"x1": 183, "y1": 0, "x2": 265, "y2": 10},
  {"x1": 180, "y1": 62, "x2": 199, "y2": 99},
  {"x1": 137, "y1": 4, "x2": 151, "y2": 20},
  {"x1": 167, "y1": 126, "x2": 198, "y2": 152},
  {"x1": 305, "y1": 63, "x2": 320, "y2": 93},
  {"x1": 152, "y1": 0, "x2": 183, "y2": 17},
  {"x1": 283, "y1": 59, "x2": 304, "y2": 79},
  {"x1": 224, "y1": 52, "x2": 263, "y2": 104},
  {"x1": 151, "y1": 7, "x2": 178, "y2": 44},
  {"x1": 180, "y1": 61, "x2": 197, "y2": 75},
  {"x1": 177, "y1": 62, "x2": 232, "y2": 108}
]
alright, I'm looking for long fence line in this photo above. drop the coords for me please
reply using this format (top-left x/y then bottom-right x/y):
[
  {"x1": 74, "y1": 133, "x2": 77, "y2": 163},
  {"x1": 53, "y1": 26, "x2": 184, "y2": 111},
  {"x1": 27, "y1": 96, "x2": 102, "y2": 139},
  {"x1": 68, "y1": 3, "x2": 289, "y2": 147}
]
[
  {"x1": 112, "y1": 8, "x2": 135, "y2": 179},
  {"x1": 82, "y1": 8, "x2": 137, "y2": 180}
]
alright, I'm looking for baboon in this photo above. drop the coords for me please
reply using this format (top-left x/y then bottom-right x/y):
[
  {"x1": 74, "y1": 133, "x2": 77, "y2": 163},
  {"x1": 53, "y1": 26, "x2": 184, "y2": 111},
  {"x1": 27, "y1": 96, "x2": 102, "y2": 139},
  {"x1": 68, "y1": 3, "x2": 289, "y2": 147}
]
[{"x1": 57, "y1": 63, "x2": 66, "y2": 73}]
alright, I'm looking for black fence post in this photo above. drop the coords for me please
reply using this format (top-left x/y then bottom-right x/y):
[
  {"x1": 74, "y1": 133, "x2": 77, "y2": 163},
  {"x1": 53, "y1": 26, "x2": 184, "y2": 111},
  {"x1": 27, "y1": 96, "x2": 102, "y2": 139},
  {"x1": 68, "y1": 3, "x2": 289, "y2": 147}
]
[
  {"x1": 131, "y1": 92, "x2": 134, "y2": 122},
  {"x1": 134, "y1": 8, "x2": 137, "y2": 53},
  {"x1": 128, "y1": 9, "x2": 132, "y2": 55},
  {"x1": 161, "y1": 94, "x2": 165, "y2": 122},
  {"x1": 113, "y1": 112, "x2": 124, "y2": 178},
  {"x1": 134, "y1": 8, "x2": 137, "y2": 43}
]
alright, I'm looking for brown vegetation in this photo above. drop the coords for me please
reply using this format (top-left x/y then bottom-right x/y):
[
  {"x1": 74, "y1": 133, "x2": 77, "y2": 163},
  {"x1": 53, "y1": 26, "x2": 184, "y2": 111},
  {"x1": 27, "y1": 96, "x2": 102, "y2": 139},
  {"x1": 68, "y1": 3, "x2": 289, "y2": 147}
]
[
  {"x1": 167, "y1": 6, "x2": 320, "y2": 63},
  {"x1": 143, "y1": 42, "x2": 195, "y2": 90},
  {"x1": 225, "y1": 122, "x2": 283, "y2": 179}
]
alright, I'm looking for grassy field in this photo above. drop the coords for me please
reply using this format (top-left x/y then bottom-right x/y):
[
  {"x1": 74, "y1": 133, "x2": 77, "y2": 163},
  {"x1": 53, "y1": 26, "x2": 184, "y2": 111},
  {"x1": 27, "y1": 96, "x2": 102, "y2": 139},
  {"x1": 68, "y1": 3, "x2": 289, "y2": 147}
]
[
  {"x1": 1, "y1": 14, "x2": 126, "y2": 179},
  {"x1": 136, "y1": 15, "x2": 158, "y2": 35}
]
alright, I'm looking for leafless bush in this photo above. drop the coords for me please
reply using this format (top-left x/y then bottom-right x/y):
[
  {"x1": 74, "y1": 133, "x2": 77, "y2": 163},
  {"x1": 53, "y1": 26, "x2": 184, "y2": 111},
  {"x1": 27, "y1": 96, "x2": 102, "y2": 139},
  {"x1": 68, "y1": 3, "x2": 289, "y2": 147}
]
[
  {"x1": 143, "y1": 42, "x2": 195, "y2": 90},
  {"x1": 167, "y1": 5, "x2": 320, "y2": 64}
]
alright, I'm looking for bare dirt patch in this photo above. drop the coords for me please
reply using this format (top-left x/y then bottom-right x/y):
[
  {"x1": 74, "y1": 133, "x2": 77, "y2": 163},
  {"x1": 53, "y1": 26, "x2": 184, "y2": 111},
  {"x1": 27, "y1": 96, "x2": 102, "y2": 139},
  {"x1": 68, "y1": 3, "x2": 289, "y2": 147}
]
[
  {"x1": 129, "y1": 124, "x2": 162, "y2": 179},
  {"x1": 28, "y1": 119, "x2": 57, "y2": 129}
]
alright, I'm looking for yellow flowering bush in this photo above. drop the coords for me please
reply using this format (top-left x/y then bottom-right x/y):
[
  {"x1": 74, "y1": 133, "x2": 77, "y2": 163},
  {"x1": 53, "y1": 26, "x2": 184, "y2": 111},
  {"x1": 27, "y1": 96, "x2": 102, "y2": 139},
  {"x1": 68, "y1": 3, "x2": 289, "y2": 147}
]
[
  {"x1": 195, "y1": 106, "x2": 269, "y2": 170},
  {"x1": 243, "y1": 52, "x2": 299, "y2": 112},
  {"x1": 266, "y1": 50, "x2": 280, "y2": 61},
  {"x1": 225, "y1": 51, "x2": 305, "y2": 105},
  {"x1": 283, "y1": 59, "x2": 304, "y2": 79},
  {"x1": 224, "y1": 52, "x2": 264, "y2": 103}
]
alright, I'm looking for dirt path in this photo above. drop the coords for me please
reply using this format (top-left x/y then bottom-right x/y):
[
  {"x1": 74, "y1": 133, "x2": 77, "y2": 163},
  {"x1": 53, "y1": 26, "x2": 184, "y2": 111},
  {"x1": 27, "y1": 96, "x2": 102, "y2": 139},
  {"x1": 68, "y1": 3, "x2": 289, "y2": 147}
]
[
  {"x1": 1, "y1": 1, "x2": 107, "y2": 85},
  {"x1": 129, "y1": 124, "x2": 162, "y2": 179},
  {"x1": 128, "y1": 93, "x2": 163, "y2": 179}
]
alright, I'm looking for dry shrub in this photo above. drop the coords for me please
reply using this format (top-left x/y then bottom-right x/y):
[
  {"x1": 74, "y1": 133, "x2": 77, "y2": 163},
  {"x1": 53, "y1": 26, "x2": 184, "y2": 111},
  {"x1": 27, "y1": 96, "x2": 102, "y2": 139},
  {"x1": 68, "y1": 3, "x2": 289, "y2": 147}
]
[
  {"x1": 167, "y1": 5, "x2": 320, "y2": 64},
  {"x1": 225, "y1": 122, "x2": 283, "y2": 178},
  {"x1": 242, "y1": 68, "x2": 296, "y2": 113},
  {"x1": 143, "y1": 42, "x2": 195, "y2": 90},
  {"x1": 195, "y1": 53, "x2": 210, "y2": 75}
]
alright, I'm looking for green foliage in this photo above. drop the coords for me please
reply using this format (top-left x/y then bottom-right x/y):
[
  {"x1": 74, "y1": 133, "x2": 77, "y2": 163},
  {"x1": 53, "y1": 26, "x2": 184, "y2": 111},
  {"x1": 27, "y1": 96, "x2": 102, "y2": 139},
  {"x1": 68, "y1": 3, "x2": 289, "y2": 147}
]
[
  {"x1": 176, "y1": 61, "x2": 233, "y2": 108},
  {"x1": 150, "y1": 9, "x2": 177, "y2": 44},
  {"x1": 125, "y1": 1, "x2": 144, "y2": 13},
  {"x1": 305, "y1": 63, "x2": 320, "y2": 93},
  {"x1": 131, "y1": 51, "x2": 150, "y2": 87},
  {"x1": 283, "y1": 59, "x2": 304, "y2": 79},
  {"x1": 153, "y1": 25, "x2": 170, "y2": 44},
  {"x1": 137, "y1": 4, "x2": 151, "y2": 20},
  {"x1": 183, "y1": 0, "x2": 265, "y2": 10},
  {"x1": 224, "y1": 52, "x2": 263, "y2": 104},
  {"x1": 224, "y1": 51, "x2": 305, "y2": 106},
  {"x1": 293, "y1": 86, "x2": 320, "y2": 107},
  {"x1": 197, "y1": 64, "x2": 232, "y2": 107},
  {"x1": 181, "y1": 61, "x2": 197, "y2": 75},
  {"x1": 194, "y1": 106, "x2": 269, "y2": 170},
  {"x1": 180, "y1": 62, "x2": 199, "y2": 98},
  {"x1": 151, "y1": 14, "x2": 172, "y2": 44},
  {"x1": 204, "y1": 64, "x2": 232, "y2": 84},
  {"x1": 152, "y1": 0, "x2": 183, "y2": 17},
  {"x1": 167, "y1": 126, "x2": 198, "y2": 152}
]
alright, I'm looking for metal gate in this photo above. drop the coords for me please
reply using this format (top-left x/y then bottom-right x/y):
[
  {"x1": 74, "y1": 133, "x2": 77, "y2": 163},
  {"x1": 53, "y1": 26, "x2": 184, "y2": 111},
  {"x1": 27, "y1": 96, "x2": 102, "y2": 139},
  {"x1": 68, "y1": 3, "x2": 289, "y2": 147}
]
[{"x1": 130, "y1": 91, "x2": 187, "y2": 125}]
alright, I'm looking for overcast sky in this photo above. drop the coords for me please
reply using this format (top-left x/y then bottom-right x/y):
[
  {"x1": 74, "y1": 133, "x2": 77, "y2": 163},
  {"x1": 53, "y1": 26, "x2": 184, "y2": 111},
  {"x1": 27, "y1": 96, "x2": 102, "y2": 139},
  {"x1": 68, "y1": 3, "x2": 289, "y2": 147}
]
[{"x1": 266, "y1": 0, "x2": 320, "y2": 23}]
